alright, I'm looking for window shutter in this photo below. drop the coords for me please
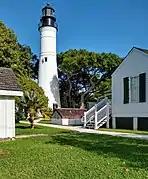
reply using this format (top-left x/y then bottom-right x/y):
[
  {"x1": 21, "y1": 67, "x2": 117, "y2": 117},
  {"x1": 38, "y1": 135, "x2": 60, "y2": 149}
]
[
  {"x1": 123, "y1": 77, "x2": 129, "y2": 104},
  {"x1": 139, "y1": 73, "x2": 146, "y2": 102}
]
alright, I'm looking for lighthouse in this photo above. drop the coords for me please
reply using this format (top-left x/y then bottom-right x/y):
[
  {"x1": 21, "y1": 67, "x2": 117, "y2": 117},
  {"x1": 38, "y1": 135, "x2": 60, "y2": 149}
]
[{"x1": 38, "y1": 3, "x2": 61, "y2": 109}]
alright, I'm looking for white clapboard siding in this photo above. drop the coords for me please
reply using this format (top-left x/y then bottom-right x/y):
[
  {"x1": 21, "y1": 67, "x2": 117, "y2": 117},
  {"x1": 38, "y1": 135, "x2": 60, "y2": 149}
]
[
  {"x1": 112, "y1": 48, "x2": 148, "y2": 118},
  {"x1": 0, "y1": 96, "x2": 15, "y2": 138}
]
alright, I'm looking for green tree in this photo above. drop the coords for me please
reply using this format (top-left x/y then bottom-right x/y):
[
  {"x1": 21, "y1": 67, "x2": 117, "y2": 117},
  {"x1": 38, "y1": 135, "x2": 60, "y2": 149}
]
[
  {"x1": 0, "y1": 20, "x2": 51, "y2": 123},
  {"x1": 0, "y1": 20, "x2": 38, "y2": 79},
  {"x1": 58, "y1": 49, "x2": 122, "y2": 108},
  {"x1": 15, "y1": 77, "x2": 52, "y2": 123}
]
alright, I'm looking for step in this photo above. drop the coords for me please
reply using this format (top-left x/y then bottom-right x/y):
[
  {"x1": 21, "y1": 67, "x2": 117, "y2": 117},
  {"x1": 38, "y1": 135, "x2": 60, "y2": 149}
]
[
  {"x1": 85, "y1": 126, "x2": 95, "y2": 129},
  {"x1": 86, "y1": 124, "x2": 95, "y2": 127},
  {"x1": 88, "y1": 121, "x2": 95, "y2": 124},
  {"x1": 98, "y1": 120, "x2": 107, "y2": 128}
]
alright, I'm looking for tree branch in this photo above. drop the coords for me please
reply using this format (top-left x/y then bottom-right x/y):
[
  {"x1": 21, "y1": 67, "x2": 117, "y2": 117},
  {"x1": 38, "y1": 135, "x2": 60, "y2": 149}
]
[{"x1": 80, "y1": 71, "x2": 110, "y2": 108}]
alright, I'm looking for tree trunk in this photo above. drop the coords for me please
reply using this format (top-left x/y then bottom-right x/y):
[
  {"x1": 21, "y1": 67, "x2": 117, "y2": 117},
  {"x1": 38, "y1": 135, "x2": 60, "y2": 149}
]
[
  {"x1": 67, "y1": 77, "x2": 72, "y2": 108},
  {"x1": 28, "y1": 113, "x2": 35, "y2": 129},
  {"x1": 80, "y1": 78, "x2": 95, "y2": 108},
  {"x1": 80, "y1": 102, "x2": 85, "y2": 109},
  {"x1": 80, "y1": 75, "x2": 106, "y2": 108}
]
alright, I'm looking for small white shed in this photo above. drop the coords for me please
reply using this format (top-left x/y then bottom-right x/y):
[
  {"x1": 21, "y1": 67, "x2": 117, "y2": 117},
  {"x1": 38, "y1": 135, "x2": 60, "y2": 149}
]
[
  {"x1": 112, "y1": 47, "x2": 148, "y2": 130},
  {"x1": 52, "y1": 108, "x2": 86, "y2": 125},
  {"x1": 0, "y1": 67, "x2": 23, "y2": 139}
]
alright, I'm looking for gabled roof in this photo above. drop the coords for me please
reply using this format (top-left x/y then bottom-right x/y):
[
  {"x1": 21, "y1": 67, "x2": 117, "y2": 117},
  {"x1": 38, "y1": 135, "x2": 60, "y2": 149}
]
[
  {"x1": 112, "y1": 47, "x2": 148, "y2": 76},
  {"x1": 0, "y1": 67, "x2": 22, "y2": 91},
  {"x1": 134, "y1": 47, "x2": 148, "y2": 55},
  {"x1": 54, "y1": 108, "x2": 87, "y2": 119}
]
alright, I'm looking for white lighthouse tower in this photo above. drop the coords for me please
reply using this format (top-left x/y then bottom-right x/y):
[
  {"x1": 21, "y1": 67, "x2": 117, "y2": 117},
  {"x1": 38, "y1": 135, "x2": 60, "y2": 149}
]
[{"x1": 38, "y1": 3, "x2": 61, "y2": 109}]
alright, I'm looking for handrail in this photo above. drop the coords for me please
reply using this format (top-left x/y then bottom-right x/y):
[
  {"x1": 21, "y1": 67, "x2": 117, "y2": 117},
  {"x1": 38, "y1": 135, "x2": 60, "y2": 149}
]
[
  {"x1": 97, "y1": 115, "x2": 107, "y2": 125},
  {"x1": 96, "y1": 97, "x2": 108, "y2": 108},
  {"x1": 85, "y1": 97, "x2": 107, "y2": 116},
  {"x1": 85, "y1": 105, "x2": 95, "y2": 115},
  {"x1": 96, "y1": 104, "x2": 107, "y2": 115},
  {"x1": 84, "y1": 97, "x2": 109, "y2": 128}
]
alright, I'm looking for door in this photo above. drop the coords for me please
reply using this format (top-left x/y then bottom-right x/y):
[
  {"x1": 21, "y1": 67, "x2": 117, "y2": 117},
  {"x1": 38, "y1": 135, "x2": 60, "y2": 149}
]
[{"x1": 0, "y1": 97, "x2": 6, "y2": 138}]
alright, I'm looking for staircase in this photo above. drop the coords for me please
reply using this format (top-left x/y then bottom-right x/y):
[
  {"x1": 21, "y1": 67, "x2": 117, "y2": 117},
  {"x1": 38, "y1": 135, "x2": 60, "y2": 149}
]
[{"x1": 83, "y1": 97, "x2": 111, "y2": 129}]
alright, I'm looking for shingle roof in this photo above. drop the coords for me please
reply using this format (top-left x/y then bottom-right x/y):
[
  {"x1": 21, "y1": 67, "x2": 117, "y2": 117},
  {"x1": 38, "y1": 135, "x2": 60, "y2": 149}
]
[
  {"x1": 0, "y1": 67, "x2": 22, "y2": 91},
  {"x1": 54, "y1": 108, "x2": 87, "y2": 119}
]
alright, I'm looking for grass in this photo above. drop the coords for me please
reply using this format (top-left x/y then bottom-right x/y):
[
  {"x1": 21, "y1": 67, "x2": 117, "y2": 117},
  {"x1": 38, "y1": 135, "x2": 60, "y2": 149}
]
[
  {"x1": 0, "y1": 123, "x2": 148, "y2": 179},
  {"x1": 15, "y1": 123, "x2": 68, "y2": 135},
  {"x1": 100, "y1": 128, "x2": 148, "y2": 135}
]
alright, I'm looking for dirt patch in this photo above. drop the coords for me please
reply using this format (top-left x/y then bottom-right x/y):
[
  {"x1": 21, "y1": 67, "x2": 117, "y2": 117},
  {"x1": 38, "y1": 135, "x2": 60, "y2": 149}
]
[
  {"x1": 0, "y1": 138, "x2": 15, "y2": 142},
  {"x1": 0, "y1": 150, "x2": 9, "y2": 157},
  {"x1": 16, "y1": 134, "x2": 48, "y2": 139}
]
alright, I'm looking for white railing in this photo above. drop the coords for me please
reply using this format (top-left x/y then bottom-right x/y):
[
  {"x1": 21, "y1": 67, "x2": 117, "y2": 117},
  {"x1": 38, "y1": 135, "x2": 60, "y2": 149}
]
[
  {"x1": 84, "y1": 106, "x2": 95, "y2": 127},
  {"x1": 94, "y1": 102, "x2": 110, "y2": 129},
  {"x1": 84, "y1": 97, "x2": 109, "y2": 128}
]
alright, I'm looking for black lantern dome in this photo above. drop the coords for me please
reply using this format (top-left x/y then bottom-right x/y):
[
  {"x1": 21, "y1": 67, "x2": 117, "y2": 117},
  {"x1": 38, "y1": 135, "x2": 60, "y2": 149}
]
[{"x1": 38, "y1": 3, "x2": 58, "y2": 30}]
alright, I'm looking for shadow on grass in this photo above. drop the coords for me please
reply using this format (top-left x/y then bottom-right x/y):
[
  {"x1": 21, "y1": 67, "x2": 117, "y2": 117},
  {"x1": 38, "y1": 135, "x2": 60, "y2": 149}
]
[
  {"x1": 16, "y1": 124, "x2": 42, "y2": 130},
  {"x1": 47, "y1": 132, "x2": 148, "y2": 169},
  {"x1": 15, "y1": 123, "x2": 70, "y2": 136},
  {"x1": 15, "y1": 125, "x2": 31, "y2": 129}
]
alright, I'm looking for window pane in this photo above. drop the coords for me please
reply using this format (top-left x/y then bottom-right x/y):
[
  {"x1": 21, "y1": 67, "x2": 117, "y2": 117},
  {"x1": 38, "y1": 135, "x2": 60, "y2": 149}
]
[
  {"x1": 131, "y1": 76, "x2": 139, "y2": 103},
  {"x1": 45, "y1": 57, "x2": 47, "y2": 62},
  {"x1": 123, "y1": 77, "x2": 129, "y2": 104},
  {"x1": 139, "y1": 73, "x2": 146, "y2": 102}
]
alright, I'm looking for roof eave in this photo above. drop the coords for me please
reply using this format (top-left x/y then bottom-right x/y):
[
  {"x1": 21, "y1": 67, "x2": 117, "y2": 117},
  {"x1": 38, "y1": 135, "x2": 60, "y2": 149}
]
[{"x1": 0, "y1": 90, "x2": 23, "y2": 97}]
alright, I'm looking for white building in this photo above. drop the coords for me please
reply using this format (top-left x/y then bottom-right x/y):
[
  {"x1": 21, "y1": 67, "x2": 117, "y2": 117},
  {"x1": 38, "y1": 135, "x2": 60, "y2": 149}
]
[
  {"x1": 52, "y1": 108, "x2": 86, "y2": 126},
  {"x1": 112, "y1": 47, "x2": 148, "y2": 130},
  {"x1": 0, "y1": 67, "x2": 23, "y2": 139},
  {"x1": 38, "y1": 4, "x2": 61, "y2": 109}
]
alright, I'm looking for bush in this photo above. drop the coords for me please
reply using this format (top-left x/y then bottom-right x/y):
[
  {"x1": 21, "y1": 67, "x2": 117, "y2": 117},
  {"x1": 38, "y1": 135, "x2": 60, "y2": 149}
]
[{"x1": 15, "y1": 76, "x2": 52, "y2": 123}]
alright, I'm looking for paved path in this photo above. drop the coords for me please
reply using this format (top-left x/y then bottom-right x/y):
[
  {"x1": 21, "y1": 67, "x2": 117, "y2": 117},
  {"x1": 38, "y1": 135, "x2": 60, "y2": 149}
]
[{"x1": 20, "y1": 121, "x2": 148, "y2": 140}]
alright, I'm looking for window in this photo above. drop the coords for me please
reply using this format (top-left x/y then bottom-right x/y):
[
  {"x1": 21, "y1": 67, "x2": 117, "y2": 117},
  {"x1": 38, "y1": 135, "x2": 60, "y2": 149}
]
[
  {"x1": 130, "y1": 76, "x2": 139, "y2": 103},
  {"x1": 123, "y1": 73, "x2": 146, "y2": 104},
  {"x1": 123, "y1": 77, "x2": 129, "y2": 104},
  {"x1": 139, "y1": 73, "x2": 146, "y2": 102},
  {"x1": 45, "y1": 57, "x2": 47, "y2": 62}
]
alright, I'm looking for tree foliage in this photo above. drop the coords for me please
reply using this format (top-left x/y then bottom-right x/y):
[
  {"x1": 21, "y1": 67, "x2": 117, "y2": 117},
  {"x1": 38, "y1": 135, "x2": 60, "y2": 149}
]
[
  {"x1": 0, "y1": 20, "x2": 50, "y2": 122},
  {"x1": 58, "y1": 49, "x2": 122, "y2": 108},
  {"x1": 18, "y1": 76, "x2": 48, "y2": 108},
  {"x1": 15, "y1": 77, "x2": 51, "y2": 122},
  {"x1": 0, "y1": 20, "x2": 39, "y2": 79}
]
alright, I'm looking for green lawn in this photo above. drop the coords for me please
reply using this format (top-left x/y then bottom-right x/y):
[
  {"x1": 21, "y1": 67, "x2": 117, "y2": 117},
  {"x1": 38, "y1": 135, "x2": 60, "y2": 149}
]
[
  {"x1": 0, "y1": 123, "x2": 148, "y2": 179},
  {"x1": 15, "y1": 123, "x2": 68, "y2": 135},
  {"x1": 100, "y1": 128, "x2": 148, "y2": 135}
]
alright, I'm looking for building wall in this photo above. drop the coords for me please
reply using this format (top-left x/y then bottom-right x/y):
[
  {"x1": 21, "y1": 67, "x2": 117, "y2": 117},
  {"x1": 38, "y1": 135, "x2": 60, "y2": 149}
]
[
  {"x1": 0, "y1": 96, "x2": 15, "y2": 138},
  {"x1": 51, "y1": 118, "x2": 83, "y2": 126},
  {"x1": 112, "y1": 48, "x2": 148, "y2": 118}
]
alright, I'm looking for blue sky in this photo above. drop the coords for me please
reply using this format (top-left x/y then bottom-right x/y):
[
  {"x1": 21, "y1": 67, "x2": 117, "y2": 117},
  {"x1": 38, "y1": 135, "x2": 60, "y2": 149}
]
[{"x1": 0, "y1": 0, "x2": 148, "y2": 58}]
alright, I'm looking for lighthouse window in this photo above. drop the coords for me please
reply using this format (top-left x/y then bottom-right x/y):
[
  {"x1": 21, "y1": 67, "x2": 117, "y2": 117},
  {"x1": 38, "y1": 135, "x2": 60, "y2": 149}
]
[
  {"x1": 47, "y1": 8, "x2": 52, "y2": 16},
  {"x1": 45, "y1": 57, "x2": 47, "y2": 62}
]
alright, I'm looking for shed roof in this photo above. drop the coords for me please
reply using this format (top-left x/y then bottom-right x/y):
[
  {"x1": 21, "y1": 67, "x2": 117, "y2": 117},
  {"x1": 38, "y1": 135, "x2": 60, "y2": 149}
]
[
  {"x1": 0, "y1": 67, "x2": 22, "y2": 91},
  {"x1": 54, "y1": 108, "x2": 87, "y2": 119}
]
